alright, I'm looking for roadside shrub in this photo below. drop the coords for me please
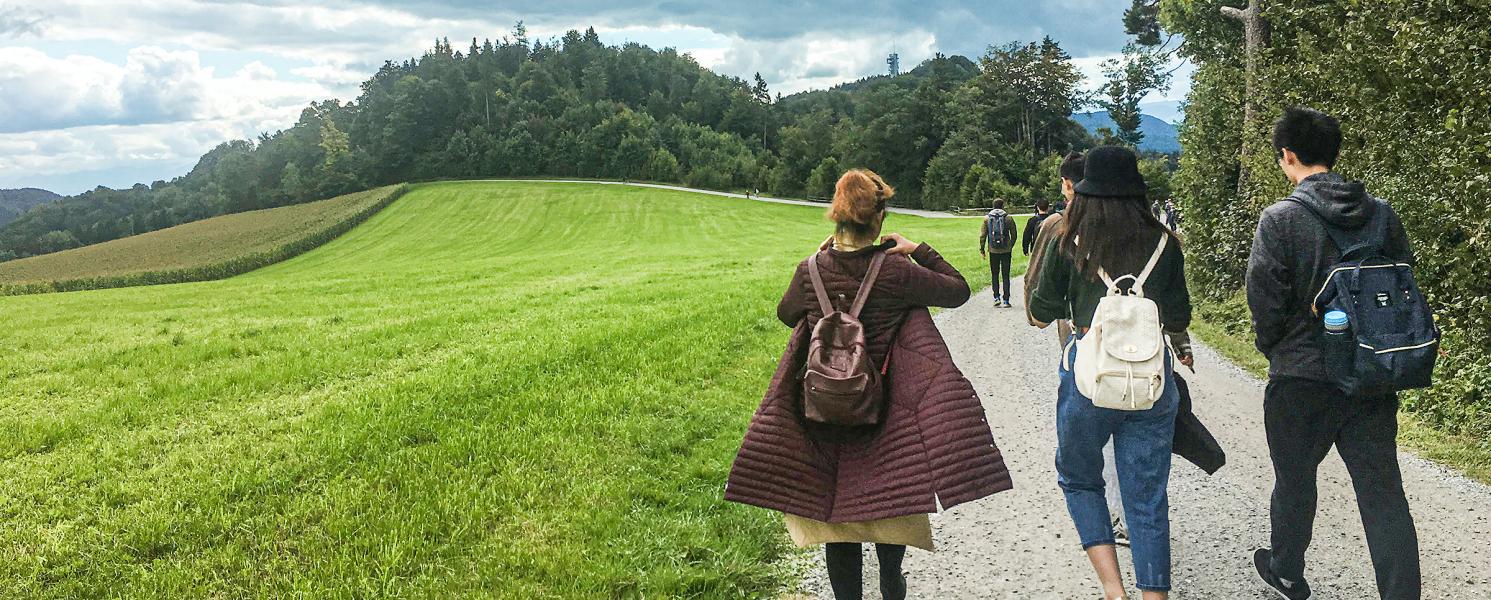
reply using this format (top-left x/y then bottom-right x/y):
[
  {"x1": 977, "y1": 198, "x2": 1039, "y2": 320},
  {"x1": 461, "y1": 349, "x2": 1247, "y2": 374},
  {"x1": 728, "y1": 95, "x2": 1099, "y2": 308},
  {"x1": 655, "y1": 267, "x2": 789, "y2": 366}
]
[{"x1": 1163, "y1": 0, "x2": 1491, "y2": 439}]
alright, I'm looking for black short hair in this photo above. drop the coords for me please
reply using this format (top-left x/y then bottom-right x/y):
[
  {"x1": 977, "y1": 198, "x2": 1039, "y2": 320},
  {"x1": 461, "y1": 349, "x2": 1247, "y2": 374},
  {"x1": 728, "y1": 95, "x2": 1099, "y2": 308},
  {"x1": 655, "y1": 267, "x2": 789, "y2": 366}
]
[
  {"x1": 1059, "y1": 152, "x2": 1085, "y2": 181},
  {"x1": 1272, "y1": 106, "x2": 1342, "y2": 168},
  {"x1": 1036, "y1": 198, "x2": 1051, "y2": 211},
  {"x1": 993, "y1": 199, "x2": 1006, "y2": 209}
]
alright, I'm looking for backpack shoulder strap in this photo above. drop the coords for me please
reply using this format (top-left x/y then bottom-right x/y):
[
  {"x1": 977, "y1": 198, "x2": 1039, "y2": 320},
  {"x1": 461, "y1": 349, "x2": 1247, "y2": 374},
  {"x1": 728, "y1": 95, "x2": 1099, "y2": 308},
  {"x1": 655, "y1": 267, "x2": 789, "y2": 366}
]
[
  {"x1": 1098, "y1": 233, "x2": 1168, "y2": 296},
  {"x1": 1287, "y1": 196, "x2": 1384, "y2": 260},
  {"x1": 1132, "y1": 233, "x2": 1171, "y2": 292},
  {"x1": 849, "y1": 252, "x2": 887, "y2": 318},
  {"x1": 806, "y1": 253, "x2": 836, "y2": 315}
]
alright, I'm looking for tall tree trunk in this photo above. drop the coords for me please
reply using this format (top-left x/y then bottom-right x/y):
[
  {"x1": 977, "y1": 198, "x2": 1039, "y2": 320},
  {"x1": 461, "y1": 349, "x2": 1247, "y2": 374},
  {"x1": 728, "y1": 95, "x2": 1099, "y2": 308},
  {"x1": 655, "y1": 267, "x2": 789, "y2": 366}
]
[{"x1": 1222, "y1": 0, "x2": 1270, "y2": 197}]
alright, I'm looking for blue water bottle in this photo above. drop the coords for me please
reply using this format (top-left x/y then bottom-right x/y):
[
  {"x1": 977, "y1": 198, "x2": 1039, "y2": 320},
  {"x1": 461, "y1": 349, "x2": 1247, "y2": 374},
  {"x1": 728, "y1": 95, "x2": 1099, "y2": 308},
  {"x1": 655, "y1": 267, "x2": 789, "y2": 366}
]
[
  {"x1": 1323, "y1": 310, "x2": 1352, "y2": 374},
  {"x1": 1324, "y1": 310, "x2": 1350, "y2": 335}
]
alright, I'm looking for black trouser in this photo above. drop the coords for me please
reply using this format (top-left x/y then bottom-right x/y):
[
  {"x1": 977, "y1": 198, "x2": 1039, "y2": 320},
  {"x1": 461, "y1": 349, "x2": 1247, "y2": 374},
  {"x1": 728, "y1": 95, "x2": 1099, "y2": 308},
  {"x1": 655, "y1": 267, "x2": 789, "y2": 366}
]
[
  {"x1": 1264, "y1": 377, "x2": 1421, "y2": 599},
  {"x1": 988, "y1": 252, "x2": 1012, "y2": 302},
  {"x1": 825, "y1": 543, "x2": 906, "y2": 600}
]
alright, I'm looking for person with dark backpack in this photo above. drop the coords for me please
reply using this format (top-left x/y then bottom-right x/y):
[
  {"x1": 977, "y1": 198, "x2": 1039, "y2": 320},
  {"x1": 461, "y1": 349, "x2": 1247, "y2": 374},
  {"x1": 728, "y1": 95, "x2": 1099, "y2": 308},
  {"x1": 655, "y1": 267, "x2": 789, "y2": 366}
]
[
  {"x1": 726, "y1": 169, "x2": 1011, "y2": 600},
  {"x1": 1246, "y1": 107, "x2": 1429, "y2": 600},
  {"x1": 980, "y1": 199, "x2": 1019, "y2": 307}
]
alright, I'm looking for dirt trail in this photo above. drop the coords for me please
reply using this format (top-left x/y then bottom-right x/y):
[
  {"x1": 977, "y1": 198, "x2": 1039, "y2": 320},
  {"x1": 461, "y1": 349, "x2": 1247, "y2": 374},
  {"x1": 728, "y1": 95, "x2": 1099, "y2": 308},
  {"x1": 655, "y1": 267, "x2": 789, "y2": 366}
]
[{"x1": 799, "y1": 277, "x2": 1491, "y2": 599}]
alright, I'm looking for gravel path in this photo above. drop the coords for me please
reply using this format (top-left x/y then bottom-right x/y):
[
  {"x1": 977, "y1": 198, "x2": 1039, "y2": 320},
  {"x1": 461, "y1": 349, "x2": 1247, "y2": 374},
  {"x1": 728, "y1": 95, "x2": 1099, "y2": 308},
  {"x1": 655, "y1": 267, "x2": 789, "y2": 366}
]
[{"x1": 798, "y1": 277, "x2": 1491, "y2": 599}]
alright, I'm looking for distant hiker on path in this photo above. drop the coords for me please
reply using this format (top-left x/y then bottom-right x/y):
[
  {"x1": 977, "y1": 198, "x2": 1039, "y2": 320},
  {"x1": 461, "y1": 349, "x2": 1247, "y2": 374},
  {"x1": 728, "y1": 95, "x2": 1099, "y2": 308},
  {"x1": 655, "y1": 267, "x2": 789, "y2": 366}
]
[
  {"x1": 980, "y1": 199, "x2": 1018, "y2": 307},
  {"x1": 1161, "y1": 201, "x2": 1181, "y2": 232},
  {"x1": 1030, "y1": 146, "x2": 1192, "y2": 600},
  {"x1": 725, "y1": 168, "x2": 1011, "y2": 600},
  {"x1": 1246, "y1": 107, "x2": 1422, "y2": 600},
  {"x1": 1022, "y1": 199, "x2": 1053, "y2": 256}
]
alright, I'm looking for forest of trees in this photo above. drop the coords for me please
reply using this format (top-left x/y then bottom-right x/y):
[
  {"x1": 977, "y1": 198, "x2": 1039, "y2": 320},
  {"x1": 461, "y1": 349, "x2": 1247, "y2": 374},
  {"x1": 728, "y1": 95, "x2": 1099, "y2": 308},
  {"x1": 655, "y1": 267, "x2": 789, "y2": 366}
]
[
  {"x1": 1152, "y1": 0, "x2": 1491, "y2": 439},
  {"x1": 0, "y1": 25, "x2": 1183, "y2": 261}
]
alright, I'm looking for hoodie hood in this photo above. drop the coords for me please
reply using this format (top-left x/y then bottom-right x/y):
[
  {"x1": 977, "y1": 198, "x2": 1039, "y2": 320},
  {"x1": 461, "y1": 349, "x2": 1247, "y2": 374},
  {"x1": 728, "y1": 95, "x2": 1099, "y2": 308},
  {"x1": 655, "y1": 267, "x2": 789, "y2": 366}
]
[
  {"x1": 1293, "y1": 172, "x2": 1375, "y2": 230},
  {"x1": 987, "y1": 208, "x2": 1008, "y2": 218}
]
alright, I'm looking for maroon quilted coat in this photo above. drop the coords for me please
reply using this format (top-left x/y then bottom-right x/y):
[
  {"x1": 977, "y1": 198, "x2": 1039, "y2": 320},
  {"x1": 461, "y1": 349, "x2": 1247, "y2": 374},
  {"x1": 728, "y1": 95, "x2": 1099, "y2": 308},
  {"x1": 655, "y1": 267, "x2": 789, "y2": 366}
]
[{"x1": 725, "y1": 241, "x2": 1013, "y2": 523}]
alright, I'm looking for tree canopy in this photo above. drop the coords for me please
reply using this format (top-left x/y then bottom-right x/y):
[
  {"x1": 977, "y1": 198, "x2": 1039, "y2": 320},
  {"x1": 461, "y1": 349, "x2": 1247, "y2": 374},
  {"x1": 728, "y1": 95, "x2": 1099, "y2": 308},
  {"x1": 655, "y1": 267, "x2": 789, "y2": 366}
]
[{"x1": 0, "y1": 25, "x2": 1122, "y2": 259}]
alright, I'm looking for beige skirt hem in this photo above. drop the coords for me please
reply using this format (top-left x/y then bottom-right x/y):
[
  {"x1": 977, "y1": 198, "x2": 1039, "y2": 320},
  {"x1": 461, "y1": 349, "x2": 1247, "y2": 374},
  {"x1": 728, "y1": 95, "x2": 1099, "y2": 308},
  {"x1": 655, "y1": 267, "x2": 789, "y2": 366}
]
[{"x1": 784, "y1": 513, "x2": 935, "y2": 552}]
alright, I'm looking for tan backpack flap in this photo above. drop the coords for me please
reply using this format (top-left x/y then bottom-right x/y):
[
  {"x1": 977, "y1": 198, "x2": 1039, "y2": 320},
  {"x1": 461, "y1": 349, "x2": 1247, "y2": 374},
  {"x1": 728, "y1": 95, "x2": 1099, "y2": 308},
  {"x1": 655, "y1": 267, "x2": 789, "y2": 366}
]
[{"x1": 1097, "y1": 297, "x2": 1164, "y2": 363}]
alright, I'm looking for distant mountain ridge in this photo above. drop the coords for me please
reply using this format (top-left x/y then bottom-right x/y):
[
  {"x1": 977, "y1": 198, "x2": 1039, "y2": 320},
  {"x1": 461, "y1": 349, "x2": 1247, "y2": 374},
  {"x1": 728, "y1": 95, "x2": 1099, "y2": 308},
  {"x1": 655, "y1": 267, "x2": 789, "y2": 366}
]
[
  {"x1": 1072, "y1": 112, "x2": 1181, "y2": 154},
  {"x1": 0, "y1": 188, "x2": 61, "y2": 228}
]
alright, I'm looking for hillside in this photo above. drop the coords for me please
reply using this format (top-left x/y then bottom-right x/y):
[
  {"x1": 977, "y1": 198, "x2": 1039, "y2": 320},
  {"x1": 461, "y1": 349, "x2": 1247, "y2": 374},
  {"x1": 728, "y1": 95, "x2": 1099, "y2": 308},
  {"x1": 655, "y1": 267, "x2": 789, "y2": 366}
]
[
  {"x1": 1072, "y1": 111, "x2": 1180, "y2": 154},
  {"x1": 0, "y1": 181, "x2": 1020, "y2": 598},
  {"x1": 0, "y1": 188, "x2": 61, "y2": 228},
  {"x1": 0, "y1": 185, "x2": 405, "y2": 294},
  {"x1": 1, "y1": 34, "x2": 1090, "y2": 259}
]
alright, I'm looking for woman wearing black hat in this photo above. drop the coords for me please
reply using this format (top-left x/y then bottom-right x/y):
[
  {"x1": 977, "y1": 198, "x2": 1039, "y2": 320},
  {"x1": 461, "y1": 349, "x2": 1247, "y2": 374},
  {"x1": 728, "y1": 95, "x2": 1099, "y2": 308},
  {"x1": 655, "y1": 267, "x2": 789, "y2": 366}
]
[{"x1": 1029, "y1": 146, "x2": 1192, "y2": 600}]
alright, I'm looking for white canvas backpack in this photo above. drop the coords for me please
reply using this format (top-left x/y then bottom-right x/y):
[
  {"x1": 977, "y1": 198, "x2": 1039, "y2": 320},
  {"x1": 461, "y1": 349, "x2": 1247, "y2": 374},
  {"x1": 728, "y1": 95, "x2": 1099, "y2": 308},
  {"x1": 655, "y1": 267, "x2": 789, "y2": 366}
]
[{"x1": 1065, "y1": 234, "x2": 1173, "y2": 410}]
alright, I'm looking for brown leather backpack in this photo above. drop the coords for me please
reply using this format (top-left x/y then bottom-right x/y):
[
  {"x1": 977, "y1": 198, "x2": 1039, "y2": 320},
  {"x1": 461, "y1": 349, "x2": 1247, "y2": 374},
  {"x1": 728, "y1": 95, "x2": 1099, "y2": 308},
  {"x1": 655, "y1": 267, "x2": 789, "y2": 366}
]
[{"x1": 802, "y1": 251, "x2": 887, "y2": 426}]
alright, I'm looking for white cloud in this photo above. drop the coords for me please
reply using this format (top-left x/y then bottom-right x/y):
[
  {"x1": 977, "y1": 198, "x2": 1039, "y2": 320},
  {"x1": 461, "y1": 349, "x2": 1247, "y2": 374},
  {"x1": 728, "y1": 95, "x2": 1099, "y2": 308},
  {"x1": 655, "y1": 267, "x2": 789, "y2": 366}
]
[
  {"x1": 0, "y1": 3, "x2": 45, "y2": 36},
  {"x1": 236, "y1": 60, "x2": 277, "y2": 80},
  {"x1": 0, "y1": 43, "x2": 339, "y2": 193},
  {"x1": 712, "y1": 30, "x2": 938, "y2": 95},
  {"x1": 0, "y1": 45, "x2": 215, "y2": 133},
  {"x1": 0, "y1": 120, "x2": 244, "y2": 182},
  {"x1": 0, "y1": 0, "x2": 1193, "y2": 192}
]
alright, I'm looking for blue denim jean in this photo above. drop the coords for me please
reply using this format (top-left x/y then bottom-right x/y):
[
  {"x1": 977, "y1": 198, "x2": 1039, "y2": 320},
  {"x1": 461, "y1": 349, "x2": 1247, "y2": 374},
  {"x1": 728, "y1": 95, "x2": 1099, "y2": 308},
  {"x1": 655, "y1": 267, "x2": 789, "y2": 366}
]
[{"x1": 1056, "y1": 337, "x2": 1179, "y2": 592}]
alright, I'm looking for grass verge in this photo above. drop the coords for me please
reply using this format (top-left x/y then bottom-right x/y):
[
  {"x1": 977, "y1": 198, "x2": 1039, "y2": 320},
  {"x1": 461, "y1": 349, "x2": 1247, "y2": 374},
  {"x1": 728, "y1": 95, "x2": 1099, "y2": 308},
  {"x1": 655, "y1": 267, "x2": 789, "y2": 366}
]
[{"x1": 0, "y1": 181, "x2": 1012, "y2": 598}]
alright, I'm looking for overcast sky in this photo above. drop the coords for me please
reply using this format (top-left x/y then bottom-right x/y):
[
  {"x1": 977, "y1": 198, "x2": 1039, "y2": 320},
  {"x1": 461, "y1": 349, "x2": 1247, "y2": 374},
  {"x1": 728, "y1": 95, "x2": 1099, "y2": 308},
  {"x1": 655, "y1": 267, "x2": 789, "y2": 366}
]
[{"x1": 0, "y1": 0, "x2": 1192, "y2": 195}]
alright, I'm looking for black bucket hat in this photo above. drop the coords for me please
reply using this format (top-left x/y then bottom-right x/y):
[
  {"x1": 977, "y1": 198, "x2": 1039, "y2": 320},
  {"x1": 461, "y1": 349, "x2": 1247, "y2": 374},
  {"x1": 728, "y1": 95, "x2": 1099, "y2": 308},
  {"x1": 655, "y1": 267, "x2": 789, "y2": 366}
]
[{"x1": 1074, "y1": 145, "x2": 1148, "y2": 198}]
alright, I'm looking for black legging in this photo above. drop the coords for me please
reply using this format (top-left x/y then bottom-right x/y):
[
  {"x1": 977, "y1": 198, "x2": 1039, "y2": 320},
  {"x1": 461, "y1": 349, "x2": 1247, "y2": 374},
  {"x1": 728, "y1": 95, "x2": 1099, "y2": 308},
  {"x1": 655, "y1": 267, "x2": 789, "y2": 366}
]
[{"x1": 825, "y1": 543, "x2": 907, "y2": 600}]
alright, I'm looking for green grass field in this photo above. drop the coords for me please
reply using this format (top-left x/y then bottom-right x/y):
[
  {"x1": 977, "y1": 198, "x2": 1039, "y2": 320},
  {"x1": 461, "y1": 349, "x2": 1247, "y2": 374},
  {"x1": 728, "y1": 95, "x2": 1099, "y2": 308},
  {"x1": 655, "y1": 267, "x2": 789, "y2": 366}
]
[
  {"x1": 0, "y1": 185, "x2": 405, "y2": 294},
  {"x1": 0, "y1": 181, "x2": 1025, "y2": 598}
]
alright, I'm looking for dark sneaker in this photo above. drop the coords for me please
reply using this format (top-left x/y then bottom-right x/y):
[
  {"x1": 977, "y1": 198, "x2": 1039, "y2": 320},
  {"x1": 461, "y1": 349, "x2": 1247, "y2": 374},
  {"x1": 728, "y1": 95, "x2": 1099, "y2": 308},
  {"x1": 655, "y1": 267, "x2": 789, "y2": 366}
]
[
  {"x1": 1253, "y1": 548, "x2": 1311, "y2": 599},
  {"x1": 1112, "y1": 517, "x2": 1130, "y2": 547}
]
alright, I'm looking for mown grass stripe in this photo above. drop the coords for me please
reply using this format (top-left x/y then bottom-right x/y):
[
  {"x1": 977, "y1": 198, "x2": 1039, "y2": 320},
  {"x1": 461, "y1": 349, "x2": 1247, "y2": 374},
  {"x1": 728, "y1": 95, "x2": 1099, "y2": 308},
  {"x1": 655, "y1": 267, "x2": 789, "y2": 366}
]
[{"x1": 0, "y1": 185, "x2": 408, "y2": 296}]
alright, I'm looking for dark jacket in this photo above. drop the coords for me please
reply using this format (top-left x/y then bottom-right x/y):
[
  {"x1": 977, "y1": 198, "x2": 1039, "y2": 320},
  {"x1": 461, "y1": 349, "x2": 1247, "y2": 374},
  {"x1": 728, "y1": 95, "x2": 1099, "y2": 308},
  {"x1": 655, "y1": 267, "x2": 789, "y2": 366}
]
[
  {"x1": 1246, "y1": 172, "x2": 1414, "y2": 383},
  {"x1": 980, "y1": 210, "x2": 1018, "y2": 255},
  {"x1": 1173, "y1": 374, "x2": 1225, "y2": 474},
  {"x1": 1029, "y1": 233, "x2": 1191, "y2": 331},
  {"x1": 725, "y1": 243, "x2": 1012, "y2": 522},
  {"x1": 1022, "y1": 211, "x2": 1050, "y2": 255}
]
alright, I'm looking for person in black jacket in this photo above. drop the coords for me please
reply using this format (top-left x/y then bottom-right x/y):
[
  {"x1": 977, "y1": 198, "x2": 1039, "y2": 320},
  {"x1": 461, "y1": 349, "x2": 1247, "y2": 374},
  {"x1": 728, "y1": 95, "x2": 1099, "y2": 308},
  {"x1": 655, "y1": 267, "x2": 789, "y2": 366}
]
[
  {"x1": 1246, "y1": 107, "x2": 1420, "y2": 600},
  {"x1": 1022, "y1": 199, "x2": 1052, "y2": 255}
]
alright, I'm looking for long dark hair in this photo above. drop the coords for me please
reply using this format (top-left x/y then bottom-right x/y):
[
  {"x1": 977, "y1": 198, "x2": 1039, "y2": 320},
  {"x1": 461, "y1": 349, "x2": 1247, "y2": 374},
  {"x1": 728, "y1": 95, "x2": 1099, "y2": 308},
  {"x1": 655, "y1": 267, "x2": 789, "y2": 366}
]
[{"x1": 1057, "y1": 193, "x2": 1179, "y2": 280}]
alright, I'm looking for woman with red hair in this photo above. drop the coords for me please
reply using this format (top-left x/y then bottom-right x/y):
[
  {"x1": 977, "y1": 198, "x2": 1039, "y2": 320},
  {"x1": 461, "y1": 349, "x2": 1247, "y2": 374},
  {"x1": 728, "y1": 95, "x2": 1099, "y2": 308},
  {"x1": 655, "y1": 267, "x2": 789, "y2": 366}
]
[{"x1": 727, "y1": 169, "x2": 1011, "y2": 599}]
